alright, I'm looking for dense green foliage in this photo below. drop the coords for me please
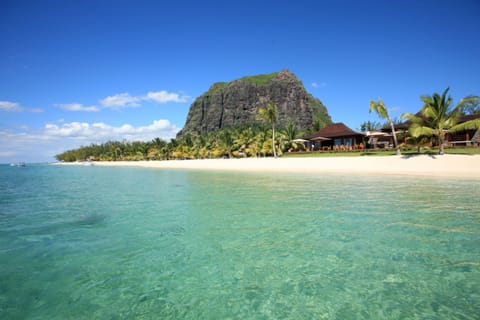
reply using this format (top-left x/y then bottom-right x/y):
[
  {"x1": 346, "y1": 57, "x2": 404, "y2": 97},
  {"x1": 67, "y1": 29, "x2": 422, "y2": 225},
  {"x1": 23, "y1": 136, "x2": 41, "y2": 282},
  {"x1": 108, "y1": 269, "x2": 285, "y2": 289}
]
[
  {"x1": 307, "y1": 93, "x2": 331, "y2": 129},
  {"x1": 55, "y1": 123, "x2": 308, "y2": 162}
]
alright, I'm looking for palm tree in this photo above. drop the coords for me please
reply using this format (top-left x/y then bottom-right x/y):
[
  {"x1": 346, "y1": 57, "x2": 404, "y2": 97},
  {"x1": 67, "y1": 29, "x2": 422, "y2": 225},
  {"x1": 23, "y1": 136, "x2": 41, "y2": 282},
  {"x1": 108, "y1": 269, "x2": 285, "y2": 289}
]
[
  {"x1": 282, "y1": 121, "x2": 302, "y2": 151},
  {"x1": 312, "y1": 119, "x2": 323, "y2": 132},
  {"x1": 258, "y1": 102, "x2": 278, "y2": 157},
  {"x1": 459, "y1": 97, "x2": 480, "y2": 115},
  {"x1": 234, "y1": 127, "x2": 256, "y2": 157},
  {"x1": 217, "y1": 129, "x2": 234, "y2": 158},
  {"x1": 370, "y1": 99, "x2": 401, "y2": 155},
  {"x1": 359, "y1": 120, "x2": 382, "y2": 132},
  {"x1": 402, "y1": 87, "x2": 479, "y2": 154},
  {"x1": 283, "y1": 121, "x2": 298, "y2": 142},
  {"x1": 250, "y1": 129, "x2": 267, "y2": 157}
]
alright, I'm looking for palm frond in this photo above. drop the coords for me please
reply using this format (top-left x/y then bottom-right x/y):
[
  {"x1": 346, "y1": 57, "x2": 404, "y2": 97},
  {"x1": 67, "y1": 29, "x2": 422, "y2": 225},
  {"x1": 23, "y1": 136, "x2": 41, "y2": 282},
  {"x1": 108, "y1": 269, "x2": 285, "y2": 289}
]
[
  {"x1": 450, "y1": 119, "x2": 480, "y2": 132},
  {"x1": 409, "y1": 124, "x2": 435, "y2": 138},
  {"x1": 455, "y1": 95, "x2": 480, "y2": 112},
  {"x1": 369, "y1": 100, "x2": 389, "y2": 120},
  {"x1": 401, "y1": 112, "x2": 424, "y2": 125}
]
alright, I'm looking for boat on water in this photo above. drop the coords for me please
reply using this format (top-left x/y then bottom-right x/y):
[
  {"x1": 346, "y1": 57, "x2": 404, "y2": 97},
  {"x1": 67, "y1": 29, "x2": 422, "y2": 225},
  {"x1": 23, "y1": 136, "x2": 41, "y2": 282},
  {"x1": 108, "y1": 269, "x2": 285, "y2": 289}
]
[{"x1": 10, "y1": 162, "x2": 26, "y2": 167}]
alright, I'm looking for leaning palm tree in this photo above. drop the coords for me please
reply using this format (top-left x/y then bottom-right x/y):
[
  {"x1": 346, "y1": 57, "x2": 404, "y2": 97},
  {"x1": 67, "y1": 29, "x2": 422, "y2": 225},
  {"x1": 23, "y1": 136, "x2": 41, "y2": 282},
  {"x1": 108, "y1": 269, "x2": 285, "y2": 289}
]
[
  {"x1": 370, "y1": 99, "x2": 401, "y2": 155},
  {"x1": 257, "y1": 102, "x2": 279, "y2": 157},
  {"x1": 402, "y1": 87, "x2": 479, "y2": 154}
]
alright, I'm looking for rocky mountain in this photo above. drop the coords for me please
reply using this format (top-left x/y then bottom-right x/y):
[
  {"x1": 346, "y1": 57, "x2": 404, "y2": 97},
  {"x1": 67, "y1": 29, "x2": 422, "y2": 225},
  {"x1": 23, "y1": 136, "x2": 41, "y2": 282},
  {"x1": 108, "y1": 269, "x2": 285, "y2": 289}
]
[{"x1": 177, "y1": 69, "x2": 332, "y2": 137}]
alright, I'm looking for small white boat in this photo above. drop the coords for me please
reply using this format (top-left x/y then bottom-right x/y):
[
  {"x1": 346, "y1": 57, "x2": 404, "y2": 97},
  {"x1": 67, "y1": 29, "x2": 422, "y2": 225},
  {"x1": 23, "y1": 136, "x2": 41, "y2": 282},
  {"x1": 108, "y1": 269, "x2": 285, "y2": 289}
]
[{"x1": 10, "y1": 162, "x2": 26, "y2": 167}]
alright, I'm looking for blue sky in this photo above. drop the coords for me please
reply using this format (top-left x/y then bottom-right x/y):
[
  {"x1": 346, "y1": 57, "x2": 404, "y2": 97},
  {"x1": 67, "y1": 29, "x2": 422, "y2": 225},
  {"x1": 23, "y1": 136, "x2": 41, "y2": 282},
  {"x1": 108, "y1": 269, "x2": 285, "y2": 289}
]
[{"x1": 1, "y1": 0, "x2": 479, "y2": 162}]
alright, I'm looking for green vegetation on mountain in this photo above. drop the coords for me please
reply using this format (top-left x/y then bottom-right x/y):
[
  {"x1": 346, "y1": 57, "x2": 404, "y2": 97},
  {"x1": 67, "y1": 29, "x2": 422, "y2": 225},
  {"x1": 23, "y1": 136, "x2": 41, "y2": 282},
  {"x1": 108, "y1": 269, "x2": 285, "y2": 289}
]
[{"x1": 238, "y1": 72, "x2": 279, "y2": 85}]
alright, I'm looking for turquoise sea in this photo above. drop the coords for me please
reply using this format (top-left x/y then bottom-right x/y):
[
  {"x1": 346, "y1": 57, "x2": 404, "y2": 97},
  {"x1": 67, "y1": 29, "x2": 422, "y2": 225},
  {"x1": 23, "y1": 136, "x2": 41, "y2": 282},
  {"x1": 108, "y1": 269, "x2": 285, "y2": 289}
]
[{"x1": 0, "y1": 164, "x2": 479, "y2": 319}]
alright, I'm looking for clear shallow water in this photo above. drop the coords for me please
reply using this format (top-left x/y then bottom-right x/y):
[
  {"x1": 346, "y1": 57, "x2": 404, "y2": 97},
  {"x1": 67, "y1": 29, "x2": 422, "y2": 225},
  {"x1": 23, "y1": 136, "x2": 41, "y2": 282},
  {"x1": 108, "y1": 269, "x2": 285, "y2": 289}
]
[{"x1": 1, "y1": 164, "x2": 479, "y2": 319}]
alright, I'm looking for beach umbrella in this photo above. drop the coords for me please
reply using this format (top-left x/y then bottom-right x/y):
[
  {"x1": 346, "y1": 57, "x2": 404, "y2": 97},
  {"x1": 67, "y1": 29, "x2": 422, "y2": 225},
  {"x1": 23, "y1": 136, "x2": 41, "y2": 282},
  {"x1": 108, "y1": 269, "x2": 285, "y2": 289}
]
[
  {"x1": 292, "y1": 138, "x2": 310, "y2": 142},
  {"x1": 310, "y1": 136, "x2": 331, "y2": 141},
  {"x1": 365, "y1": 131, "x2": 389, "y2": 137}
]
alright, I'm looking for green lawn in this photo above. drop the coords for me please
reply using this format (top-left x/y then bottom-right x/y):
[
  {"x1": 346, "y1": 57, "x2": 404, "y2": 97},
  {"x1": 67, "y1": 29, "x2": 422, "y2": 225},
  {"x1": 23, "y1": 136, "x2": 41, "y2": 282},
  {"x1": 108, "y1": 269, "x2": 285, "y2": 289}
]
[
  {"x1": 283, "y1": 147, "x2": 480, "y2": 158},
  {"x1": 444, "y1": 147, "x2": 480, "y2": 155}
]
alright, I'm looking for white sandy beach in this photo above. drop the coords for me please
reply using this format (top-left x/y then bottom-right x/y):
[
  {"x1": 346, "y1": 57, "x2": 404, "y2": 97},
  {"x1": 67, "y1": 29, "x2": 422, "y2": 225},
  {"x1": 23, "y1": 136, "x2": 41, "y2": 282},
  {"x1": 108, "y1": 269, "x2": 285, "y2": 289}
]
[{"x1": 60, "y1": 155, "x2": 480, "y2": 179}]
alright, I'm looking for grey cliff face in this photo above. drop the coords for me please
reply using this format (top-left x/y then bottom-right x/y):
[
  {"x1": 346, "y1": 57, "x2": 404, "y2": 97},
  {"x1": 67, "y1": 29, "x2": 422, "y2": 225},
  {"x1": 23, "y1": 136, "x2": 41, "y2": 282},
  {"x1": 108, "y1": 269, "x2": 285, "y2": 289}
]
[{"x1": 177, "y1": 69, "x2": 331, "y2": 137}]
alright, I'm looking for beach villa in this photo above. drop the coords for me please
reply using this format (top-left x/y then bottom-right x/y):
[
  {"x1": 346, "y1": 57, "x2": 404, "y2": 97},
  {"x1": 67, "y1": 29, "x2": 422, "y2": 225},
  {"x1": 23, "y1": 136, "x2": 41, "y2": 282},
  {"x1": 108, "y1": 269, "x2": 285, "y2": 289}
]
[
  {"x1": 445, "y1": 114, "x2": 480, "y2": 147},
  {"x1": 304, "y1": 123, "x2": 365, "y2": 151},
  {"x1": 381, "y1": 113, "x2": 480, "y2": 148}
]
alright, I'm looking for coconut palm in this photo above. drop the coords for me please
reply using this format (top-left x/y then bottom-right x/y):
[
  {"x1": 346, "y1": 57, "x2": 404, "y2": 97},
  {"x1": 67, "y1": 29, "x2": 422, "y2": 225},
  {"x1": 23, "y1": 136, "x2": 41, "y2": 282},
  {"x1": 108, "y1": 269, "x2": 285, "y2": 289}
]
[
  {"x1": 282, "y1": 121, "x2": 303, "y2": 151},
  {"x1": 369, "y1": 99, "x2": 401, "y2": 155},
  {"x1": 359, "y1": 120, "x2": 382, "y2": 132},
  {"x1": 234, "y1": 127, "x2": 256, "y2": 157},
  {"x1": 217, "y1": 129, "x2": 234, "y2": 158},
  {"x1": 258, "y1": 102, "x2": 278, "y2": 157},
  {"x1": 459, "y1": 98, "x2": 480, "y2": 115},
  {"x1": 283, "y1": 121, "x2": 298, "y2": 141},
  {"x1": 402, "y1": 87, "x2": 479, "y2": 154},
  {"x1": 312, "y1": 119, "x2": 323, "y2": 132}
]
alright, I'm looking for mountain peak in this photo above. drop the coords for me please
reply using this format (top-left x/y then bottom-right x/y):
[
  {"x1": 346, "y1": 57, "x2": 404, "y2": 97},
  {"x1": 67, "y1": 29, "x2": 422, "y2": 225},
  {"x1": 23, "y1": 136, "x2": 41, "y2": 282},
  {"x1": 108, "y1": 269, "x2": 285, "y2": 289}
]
[
  {"x1": 177, "y1": 70, "x2": 331, "y2": 137},
  {"x1": 275, "y1": 68, "x2": 297, "y2": 80}
]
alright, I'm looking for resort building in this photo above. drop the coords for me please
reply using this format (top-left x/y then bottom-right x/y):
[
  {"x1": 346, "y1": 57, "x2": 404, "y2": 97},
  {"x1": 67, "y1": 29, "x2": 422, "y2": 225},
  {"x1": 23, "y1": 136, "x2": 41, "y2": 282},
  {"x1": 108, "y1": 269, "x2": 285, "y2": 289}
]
[
  {"x1": 445, "y1": 114, "x2": 480, "y2": 147},
  {"x1": 304, "y1": 123, "x2": 365, "y2": 151},
  {"x1": 302, "y1": 114, "x2": 480, "y2": 151},
  {"x1": 382, "y1": 113, "x2": 480, "y2": 148}
]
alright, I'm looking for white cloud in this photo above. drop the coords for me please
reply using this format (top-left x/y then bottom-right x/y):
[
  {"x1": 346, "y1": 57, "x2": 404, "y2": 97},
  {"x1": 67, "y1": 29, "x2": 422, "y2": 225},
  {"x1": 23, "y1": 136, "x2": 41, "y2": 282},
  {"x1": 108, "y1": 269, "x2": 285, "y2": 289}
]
[
  {"x1": 0, "y1": 150, "x2": 17, "y2": 157},
  {"x1": 99, "y1": 90, "x2": 188, "y2": 109},
  {"x1": 28, "y1": 108, "x2": 44, "y2": 113},
  {"x1": 100, "y1": 93, "x2": 141, "y2": 109},
  {"x1": 44, "y1": 119, "x2": 180, "y2": 142},
  {"x1": 54, "y1": 103, "x2": 100, "y2": 112},
  {"x1": 311, "y1": 82, "x2": 327, "y2": 89},
  {"x1": 0, "y1": 119, "x2": 180, "y2": 163},
  {"x1": 0, "y1": 101, "x2": 23, "y2": 112},
  {"x1": 0, "y1": 100, "x2": 43, "y2": 113},
  {"x1": 145, "y1": 90, "x2": 188, "y2": 103},
  {"x1": 0, "y1": 130, "x2": 41, "y2": 163}
]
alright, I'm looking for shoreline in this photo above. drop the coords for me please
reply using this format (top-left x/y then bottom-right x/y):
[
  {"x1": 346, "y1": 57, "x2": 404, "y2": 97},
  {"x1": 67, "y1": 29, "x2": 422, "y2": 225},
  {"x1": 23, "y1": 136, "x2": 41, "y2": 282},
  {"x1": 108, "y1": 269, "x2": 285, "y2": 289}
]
[{"x1": 55, "y1": 154, "x2": 480, "y2": 179}]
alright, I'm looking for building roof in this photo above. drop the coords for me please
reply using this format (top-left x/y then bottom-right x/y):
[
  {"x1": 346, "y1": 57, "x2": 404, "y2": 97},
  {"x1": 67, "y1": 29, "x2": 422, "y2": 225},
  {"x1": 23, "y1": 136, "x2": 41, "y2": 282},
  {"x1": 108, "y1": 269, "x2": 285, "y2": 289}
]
[
  {"x1": 305, "y1": 122, "x2": 363, "y2": 139},
  {"x1": 459, "y1": 114, "x2": 480, "y2": 123}
]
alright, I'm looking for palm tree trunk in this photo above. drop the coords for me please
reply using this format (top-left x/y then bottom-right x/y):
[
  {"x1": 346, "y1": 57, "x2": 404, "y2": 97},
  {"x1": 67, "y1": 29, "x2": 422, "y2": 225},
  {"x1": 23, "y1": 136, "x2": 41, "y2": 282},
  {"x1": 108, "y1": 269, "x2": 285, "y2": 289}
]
[
  {"x1": 389, "y1": 120, "x2": 401, "y2": 155},
  {"x1": 272, "y1": 126, "x2": 277, "y2": 158},
  {"x1": 439, "y1": 134, "x2": 445, "y2": 155}
]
